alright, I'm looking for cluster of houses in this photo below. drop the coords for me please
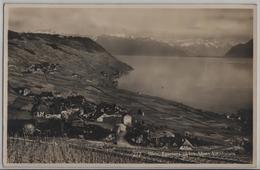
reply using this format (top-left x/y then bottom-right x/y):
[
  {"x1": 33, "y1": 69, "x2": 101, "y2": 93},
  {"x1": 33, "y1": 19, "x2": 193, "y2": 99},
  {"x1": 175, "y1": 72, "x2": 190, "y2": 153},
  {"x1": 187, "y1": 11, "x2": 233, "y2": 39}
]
[
  {"x1": 30, "y1": 92, "x2": 144, "y2": 134},
  {"x1": 22, "y1": 62, "x2": 60, "y2": 74},
  {"x1": 17, "y1": 87, "x2": 31, "y2": 96},
  {"x1": 11, "y1": 89, "x2": 195, "y2": 151},
  {"x1": 225, "y1": 113, "x2": 242, "y2": 121},
  {"x1": 125, "y1": 123, "x2": 194, "y2": 151}
]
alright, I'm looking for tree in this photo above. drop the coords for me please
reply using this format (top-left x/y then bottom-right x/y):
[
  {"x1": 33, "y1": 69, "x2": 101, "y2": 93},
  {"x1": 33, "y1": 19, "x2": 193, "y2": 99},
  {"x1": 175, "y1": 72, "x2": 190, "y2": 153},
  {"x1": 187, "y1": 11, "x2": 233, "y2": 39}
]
[
  {"x1": 237, "y1": 107, "x2": 253, "y2": 154},
  {"x1": 237, "y1": 108, "x2": 253, "y2": 136}
]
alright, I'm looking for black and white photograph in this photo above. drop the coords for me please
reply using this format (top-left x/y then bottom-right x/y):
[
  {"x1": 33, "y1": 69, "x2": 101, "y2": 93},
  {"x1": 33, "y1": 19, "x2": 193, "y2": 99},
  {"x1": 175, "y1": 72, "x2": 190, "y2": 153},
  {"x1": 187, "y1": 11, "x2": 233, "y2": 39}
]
[{"x1": 3, "y1": 4, "x2": 257, "y2": 167}]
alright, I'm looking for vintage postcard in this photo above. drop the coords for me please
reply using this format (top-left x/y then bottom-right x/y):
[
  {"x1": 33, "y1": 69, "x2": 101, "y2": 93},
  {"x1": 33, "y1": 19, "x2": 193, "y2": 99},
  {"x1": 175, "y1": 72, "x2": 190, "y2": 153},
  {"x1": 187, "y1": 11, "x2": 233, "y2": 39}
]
[{"x1": 2, "y1": 4, "x2": 257, "y2": 169}]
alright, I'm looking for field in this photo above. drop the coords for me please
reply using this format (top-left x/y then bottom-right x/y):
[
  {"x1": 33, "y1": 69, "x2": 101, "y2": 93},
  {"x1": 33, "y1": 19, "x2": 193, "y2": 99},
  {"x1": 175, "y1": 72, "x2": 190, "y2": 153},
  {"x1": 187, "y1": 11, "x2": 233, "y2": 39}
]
[{"x1": 7, "y1": 137, "x2": 250, "y2": 164}]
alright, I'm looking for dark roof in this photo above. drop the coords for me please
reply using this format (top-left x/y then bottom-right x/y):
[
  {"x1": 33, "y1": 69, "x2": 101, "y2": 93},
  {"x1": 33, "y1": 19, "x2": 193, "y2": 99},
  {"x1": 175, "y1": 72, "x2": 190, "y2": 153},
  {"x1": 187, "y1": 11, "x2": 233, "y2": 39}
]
[{"x1": 181, "y1": 139, "x2": 193, "y2": 147}]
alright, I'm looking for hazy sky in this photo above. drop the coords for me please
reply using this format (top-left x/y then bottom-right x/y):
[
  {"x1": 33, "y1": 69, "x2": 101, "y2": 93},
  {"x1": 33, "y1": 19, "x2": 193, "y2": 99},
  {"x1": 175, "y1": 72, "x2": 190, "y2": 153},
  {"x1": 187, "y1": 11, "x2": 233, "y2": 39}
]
[{"x1": 8, "y1": 6, "x2": 253, "y2": 41}]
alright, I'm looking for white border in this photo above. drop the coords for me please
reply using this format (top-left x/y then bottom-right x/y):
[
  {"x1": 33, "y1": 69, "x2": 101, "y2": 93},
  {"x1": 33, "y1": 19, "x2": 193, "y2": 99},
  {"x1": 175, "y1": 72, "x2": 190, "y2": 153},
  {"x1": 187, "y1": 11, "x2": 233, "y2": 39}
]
[{"x1": 0, "y1": 0, "x2": 259, "y2": 169}]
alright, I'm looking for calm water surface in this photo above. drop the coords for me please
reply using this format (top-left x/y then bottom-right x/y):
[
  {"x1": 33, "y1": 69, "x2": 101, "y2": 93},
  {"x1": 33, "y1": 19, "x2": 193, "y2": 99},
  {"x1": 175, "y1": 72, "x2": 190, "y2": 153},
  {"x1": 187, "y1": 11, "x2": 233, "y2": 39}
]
[{"x1": 116, "y1": 55, "x2": 253, "y2": 114}]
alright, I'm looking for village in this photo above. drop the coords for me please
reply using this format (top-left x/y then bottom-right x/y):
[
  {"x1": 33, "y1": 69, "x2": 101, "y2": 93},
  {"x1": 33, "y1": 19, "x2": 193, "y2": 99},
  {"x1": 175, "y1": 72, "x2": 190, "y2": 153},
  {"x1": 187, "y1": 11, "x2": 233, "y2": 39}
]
[
  {"x1": 7, "y1": 88, "x2": 252, "y2": 164},
  {"x1": 8, "y1": 87, "x2": 207, "y2": 152}
]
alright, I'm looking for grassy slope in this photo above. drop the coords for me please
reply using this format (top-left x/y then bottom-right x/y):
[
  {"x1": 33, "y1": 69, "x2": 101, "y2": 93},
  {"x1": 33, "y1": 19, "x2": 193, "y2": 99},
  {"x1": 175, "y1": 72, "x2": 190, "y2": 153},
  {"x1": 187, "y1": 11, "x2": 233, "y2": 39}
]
[
  {"x1": 8, "y1": 30, "x2": 132, "y2": 102},
  {"x1": 8, "y1": 31, "x2": 241, "y2": 145}
]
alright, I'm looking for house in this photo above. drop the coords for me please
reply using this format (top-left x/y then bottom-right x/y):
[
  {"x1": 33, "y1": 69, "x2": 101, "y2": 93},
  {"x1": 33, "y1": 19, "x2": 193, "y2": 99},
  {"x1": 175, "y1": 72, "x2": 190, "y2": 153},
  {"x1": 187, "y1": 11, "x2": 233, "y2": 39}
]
[
  {"x1": 96, "y1": 114, "x2": 106, "y2": 122},
  {"x1": 151, "y1": 133, "x2": 165, "y2": 147},
  {"x1": 179, "y1": 139, "x2": 193, "y2": 151},
  {"x1": 45, "y1": 114, "x2": 62, "y2": 119},
  {"x1": 151, "y1": 131, "x2": 176, "y2": 147},
  {"x1": 96, "y1": 112, "x2": 132, "y2": 126},
  {"x1": 164, "y1": 131, "x2": 175, "y2": 138},
  {"x1": 35, "y1": 111, "x2": 45, "y2": 118},
  {"x1": 172, "y1": 142, "x2": 178, "y2": 147},
  {"x1": 135, "y1": 134, "x2": 144, "y2": 144},
  {"x1": 18, "y1": 87, "x2": 31, "y2": 96},
  {"x1": 61, "y1": 108, "x2": 80, "y2": 121},
  {"x1": 122, "y1": 113, "x2": 132, "y2": 126},
  {"x1": 34, "y1": 103, "x2": 49, "y2": 118},
  {"x1": 72, "y1": 73, "x2": 81, "y2": 79},
  {"x1": 225, "y1": 113, "x2": 239, "y2": 120},
  {"x1": 23, "y1": 123, "x2": 36, "y2": 136},
  {"x1": 184, "y1": 131, "x2": 192, "y2": 138},
  {"x1": 96, "y1": 113, "x2": 121, "y2": 124}
]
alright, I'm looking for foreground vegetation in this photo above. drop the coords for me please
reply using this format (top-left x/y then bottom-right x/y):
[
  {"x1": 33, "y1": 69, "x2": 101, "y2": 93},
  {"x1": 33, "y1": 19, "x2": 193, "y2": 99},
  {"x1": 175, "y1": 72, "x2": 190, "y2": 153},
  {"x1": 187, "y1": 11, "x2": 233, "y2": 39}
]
[
  {"x1": 8, "y1": 137, "x2": 145, "y2": 163},
  {"x1": 7, "y1": 137, "x2": 251, "y2": 164}
]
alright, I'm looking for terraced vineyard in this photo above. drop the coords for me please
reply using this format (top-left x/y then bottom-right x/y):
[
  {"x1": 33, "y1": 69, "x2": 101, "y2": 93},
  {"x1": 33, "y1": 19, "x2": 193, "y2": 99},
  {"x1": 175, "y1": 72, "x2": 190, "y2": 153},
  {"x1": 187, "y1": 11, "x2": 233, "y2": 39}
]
[
  {"x1": 7, "y1": 137, "x2": 145, "y2": 163},
  {"x1": 7, "y1": 137, "x2": 250, "y2": 164}
]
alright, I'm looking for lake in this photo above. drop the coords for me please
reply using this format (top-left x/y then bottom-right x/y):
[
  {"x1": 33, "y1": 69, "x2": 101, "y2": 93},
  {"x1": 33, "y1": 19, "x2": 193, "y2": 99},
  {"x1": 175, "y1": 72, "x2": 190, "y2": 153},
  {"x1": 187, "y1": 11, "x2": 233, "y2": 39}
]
[{"x1": 116, "y1": 55, "x2": 253, "y2": 114}]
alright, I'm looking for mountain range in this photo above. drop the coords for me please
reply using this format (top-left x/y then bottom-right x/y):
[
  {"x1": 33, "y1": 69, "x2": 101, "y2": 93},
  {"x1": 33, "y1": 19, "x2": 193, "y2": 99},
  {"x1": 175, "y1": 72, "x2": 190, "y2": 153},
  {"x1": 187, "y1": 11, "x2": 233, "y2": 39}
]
[
  {"x1": 169, "y1": 38, "x2": 238, "y2": 57},
  {"x1": 225, "y1": 39, "x2": 253, "y2": 58},
  {"x1": 96, "y1": 35, "x2": 253, "y2": 58},
  {"x1": 96, "y1": 35, "x2": 187, "y2": 56}
]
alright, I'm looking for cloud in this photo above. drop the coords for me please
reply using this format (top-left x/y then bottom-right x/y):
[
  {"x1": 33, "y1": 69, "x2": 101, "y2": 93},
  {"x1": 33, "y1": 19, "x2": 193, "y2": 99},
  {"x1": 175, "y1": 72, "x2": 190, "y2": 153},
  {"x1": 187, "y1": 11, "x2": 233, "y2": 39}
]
[{"x1": 8, "y1": 6, "x2": 253, "y2": 40}]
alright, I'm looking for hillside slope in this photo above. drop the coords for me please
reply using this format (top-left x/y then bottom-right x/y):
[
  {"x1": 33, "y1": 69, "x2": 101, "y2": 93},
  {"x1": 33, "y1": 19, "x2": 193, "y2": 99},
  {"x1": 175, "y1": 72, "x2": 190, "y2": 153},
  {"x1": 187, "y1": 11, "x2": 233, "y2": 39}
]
[
  {"x1": 225, "y1": 39, "x2": 253, "y2": 58},
  {"x1": 8, "y1": 30, "x2": 132, "y2": 96},
  {"x1": 8, "y1": 31, "x2": 243, "y2": 145}
]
